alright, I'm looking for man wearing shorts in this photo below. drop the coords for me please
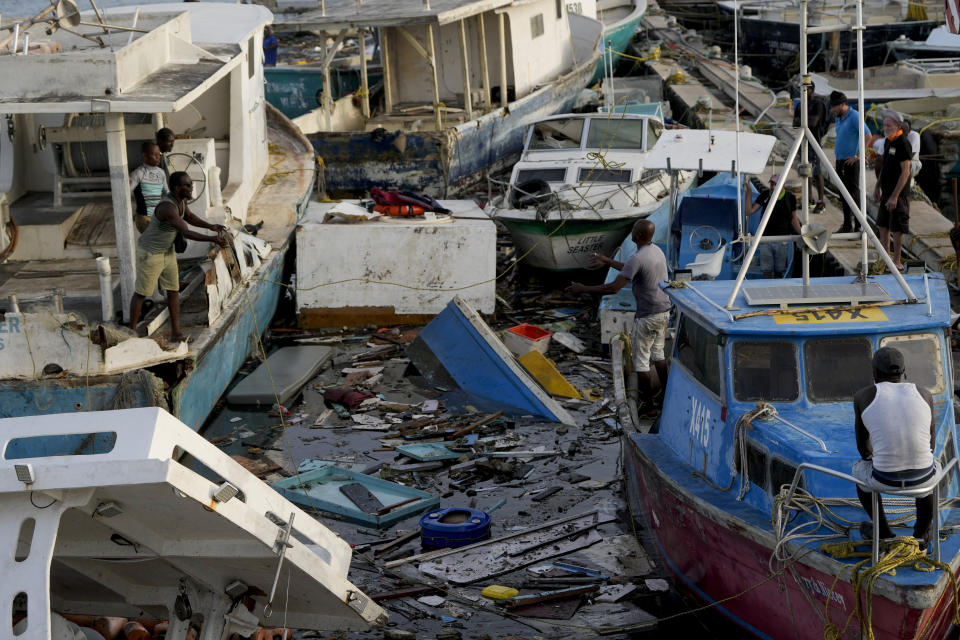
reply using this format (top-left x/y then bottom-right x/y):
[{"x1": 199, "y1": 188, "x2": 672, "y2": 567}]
[
  {"x1": 128, "y1": 171, "x2": 228, "y2": 343},
  {"x1": 874, "y1": 112, "x2": 913, "y2": 271},
  {"x1": 566, "y1": 220, "x2": 671, "y2": 415}
]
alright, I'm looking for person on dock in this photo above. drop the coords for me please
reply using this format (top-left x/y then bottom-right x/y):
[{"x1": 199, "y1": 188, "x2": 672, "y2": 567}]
[
  {"x1": 828, "y1": 91, "x2": 871, "y2": 234},
  {"x1": 791, "y1": 84, "x2": 828, "y2": 214},
  {"x1": 129, "y1": 142, "x2": 168, "y2": 233},
  {"x1": 565, "y1": 220, "x2": 671, "y2": 416},
  {"x1": 156, "y1": 128, "x2": 176, "y2": 178},
  {"x1": 263, "y1": 26, "x2": 279, "y2": 67},
  {"x1": 744, "y1": 173, "x2": 802, "y2": 278},
  {"x1": 129, "y1": 171, "x2": 228, "y2": 343},
  {"x1": 873, "y1": 111, "x2": 914, "y2": 271},
  {"x1": 852, "y1": 346, "x2": 937, "y2": 551}
]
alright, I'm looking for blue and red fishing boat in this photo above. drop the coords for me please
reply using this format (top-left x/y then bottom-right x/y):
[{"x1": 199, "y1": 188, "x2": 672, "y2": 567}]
[{"x1": 620, "y1": 272, "x2": 960, "y2": 639}]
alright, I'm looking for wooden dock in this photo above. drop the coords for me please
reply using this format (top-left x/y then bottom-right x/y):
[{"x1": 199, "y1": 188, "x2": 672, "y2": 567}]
[{"x1": 642, "y1": 12, "x2": 956, "y2": 280}]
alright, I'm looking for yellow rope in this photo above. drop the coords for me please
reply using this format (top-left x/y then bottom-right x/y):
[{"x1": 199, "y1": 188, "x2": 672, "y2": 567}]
[
  {"x1": 611, "y1": 45, "x2": 661, "y2": 63},
  {"x1": 819, "y1": 537, "x2": 960, "y2": 640}
]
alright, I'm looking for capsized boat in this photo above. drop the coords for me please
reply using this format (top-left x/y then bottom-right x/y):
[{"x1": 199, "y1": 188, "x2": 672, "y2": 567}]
[
  {"x1": 0, "y1": 407, "x2": 386, "y2": 639},
  {"x1": 488, "y1": 106, "x2": 696, "y2": 272},
  {"x1": 618, "y1": 271, "x2": 960, "y2": 640},
  {"x1": 407, "y1": 297, "x2": 575, "y2": 424},
  {"x1": 0, "y1": 2, "x2": 314, "y2": 432},
  {"x1": 277, "y1": 0, "x2": 603, "y2": 198}
]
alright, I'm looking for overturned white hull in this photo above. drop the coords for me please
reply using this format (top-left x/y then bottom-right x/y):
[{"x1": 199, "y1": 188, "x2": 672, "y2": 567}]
[{"x1": 0, "y1": 408, "x2": 386, "y2": 639}]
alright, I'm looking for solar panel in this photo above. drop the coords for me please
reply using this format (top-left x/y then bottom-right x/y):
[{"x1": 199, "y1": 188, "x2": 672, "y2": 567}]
[{"x1": 742, "y1": 282, "x2": 892, "y2": 307}]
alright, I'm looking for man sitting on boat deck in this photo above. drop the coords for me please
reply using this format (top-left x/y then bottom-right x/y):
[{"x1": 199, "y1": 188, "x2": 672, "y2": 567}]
[
  {"x1": 129, "y1": 171, "x2": 228, "y2": 343},
  {"x1": 853, "y1": 346, "x2": 937, "y2": 550},
  {"x1": 828, "y1": 91, "x2": 871, "y2": 235},
  {"x1": 744, "y1": 173, "x2": 801, "y2": 278},
  {"x1": 565, "y1": 220, "x2": 671, "y2": 416},
  {"x1": 129, "y1": 141, "x2": 167, "y2": 233}
]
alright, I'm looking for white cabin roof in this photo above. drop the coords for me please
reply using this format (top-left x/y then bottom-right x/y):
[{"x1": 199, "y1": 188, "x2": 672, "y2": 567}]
[
  {"x1": 645, "y1": 130, "x2": 778, "y2": 174},
  {"x1": 0, "y1": 3, "x2": 271, "y2": 114},
  {"x1": 274, "y1": 0, "x2": 516, "y2": 30}
]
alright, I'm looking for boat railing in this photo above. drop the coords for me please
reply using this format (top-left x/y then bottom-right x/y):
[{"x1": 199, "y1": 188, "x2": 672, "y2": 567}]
[
  {"x1": 781, "y1": 458, "x2": 960, "y2": 564},
  {"x1": 489, "y1": 174, "x2": 668, "y2": 215}
]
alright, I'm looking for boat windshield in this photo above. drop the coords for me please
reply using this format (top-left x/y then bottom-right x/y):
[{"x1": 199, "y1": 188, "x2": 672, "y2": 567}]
[
  {"x1": 804, "y1": 337, "x2": 873, "y2": 402},
  {"x1": 879, "y1": 333, "x2": 944, "y2": 393},
  {"x1": 529, "y1": 119, "x2": 584, "y2": 150},
  {"x1": 733, "y1": 341, "x2": 799, "y2": 402},
  {"x1": 586, "y1": 118, "x2": 646, "y2": 150}
]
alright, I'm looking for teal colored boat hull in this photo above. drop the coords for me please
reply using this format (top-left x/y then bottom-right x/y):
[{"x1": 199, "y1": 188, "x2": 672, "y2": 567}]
[{"x1": 590, "y1": 1, "x2": 647, "y2": 84}]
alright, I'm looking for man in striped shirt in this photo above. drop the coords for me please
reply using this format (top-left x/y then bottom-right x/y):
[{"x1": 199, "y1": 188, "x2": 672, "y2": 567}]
[{"x1": 129, "y1": 141, "x2": 168, "y2": 233}]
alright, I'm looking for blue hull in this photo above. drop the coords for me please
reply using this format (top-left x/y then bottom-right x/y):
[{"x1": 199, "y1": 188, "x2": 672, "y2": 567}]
[
  {"x1": 0, "y1": 249, "x2": 287, "y2": 454},
  {"x1": 408, "y1": 299, "x2": 573, "y2": 423},
  {"x1": 173, "y1": 252, "x2": 285, "y2": 431},
  {"x1": 311, "y1": 57, "x2": 598, "y2": 198}
]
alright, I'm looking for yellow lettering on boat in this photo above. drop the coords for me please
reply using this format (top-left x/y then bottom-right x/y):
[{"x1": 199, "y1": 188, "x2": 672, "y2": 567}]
[{"x1": 773, "y1": 307, "x2": 888, "y2": 324}]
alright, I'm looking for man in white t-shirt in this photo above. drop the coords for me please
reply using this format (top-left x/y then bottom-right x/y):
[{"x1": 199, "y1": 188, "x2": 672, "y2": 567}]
[{"x1": 852, "y1": 346, "x2": 937, "y2": 549}]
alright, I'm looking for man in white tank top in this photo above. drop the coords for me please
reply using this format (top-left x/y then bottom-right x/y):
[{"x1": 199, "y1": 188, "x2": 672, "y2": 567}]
[{"x1": 852, "y1": 346, "x2": 937, "y2": 547}]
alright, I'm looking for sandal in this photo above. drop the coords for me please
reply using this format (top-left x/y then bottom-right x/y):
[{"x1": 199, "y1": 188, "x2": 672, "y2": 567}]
[{"x1": 170, "y1": 334, "x2": 194, "y2": 344}]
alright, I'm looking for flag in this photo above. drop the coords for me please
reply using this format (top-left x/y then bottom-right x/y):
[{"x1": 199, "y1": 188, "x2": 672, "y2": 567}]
[{"x1": 948, "y1": 0, "x2": 960, "y2": 34}]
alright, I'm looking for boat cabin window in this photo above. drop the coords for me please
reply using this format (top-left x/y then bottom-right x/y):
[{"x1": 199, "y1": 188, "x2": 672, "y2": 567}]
[
  {"x1": 804, "y1": 338, "x2": 873, "y2": 402},
  {"x1": 733, "y1": 441, "x2": 769, "y2": 491},
  {"x1": 675, "y1": 316, "x2": 721, "y2": 395},
  {"x1": 771, "y1": 457, "x2": 803, "y2": 493},
  {"x1": 879, "y1": 333, "x2": 944, "y2": 393},
  {"x1": 733, "y1": 341, "x2": 799, "y2": 402},
  {"x1": 586, "y1": 119, "x2": 646, "y2": 150},
  {"x1": 531, "y1": 14, "x2": 545, "y2": 38},
  {"x1": 516, "y1": 168, "x2": 567, "y2": 183},
  {"x1": 529, "y1": 119, "x2": 583, "y2": 150},
  {"x1": 577, "y1": 167, "x2": 632, "y2": 183}
]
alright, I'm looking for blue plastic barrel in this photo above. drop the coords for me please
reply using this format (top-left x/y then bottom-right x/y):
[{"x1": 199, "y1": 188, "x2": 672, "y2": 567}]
[{"x1": 419, "y1": 507, "x2": 491, "y2": 549}]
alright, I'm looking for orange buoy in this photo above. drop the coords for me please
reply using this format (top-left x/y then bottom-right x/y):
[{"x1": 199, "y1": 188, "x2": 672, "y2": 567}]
[{"x1": 373, "y1": 204, "x2": 426, "y2": 217}]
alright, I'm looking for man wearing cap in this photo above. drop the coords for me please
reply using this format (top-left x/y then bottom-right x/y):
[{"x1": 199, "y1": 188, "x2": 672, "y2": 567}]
[
  {"x1": 744, "y1": 173, "x2": 801, "y2": 278},
  {"x1": 829, "y1": 91, "x2": 871, "y2": 234},
  {"x1": 852, "y1": 346, "x2": 937, "y2": 549}
]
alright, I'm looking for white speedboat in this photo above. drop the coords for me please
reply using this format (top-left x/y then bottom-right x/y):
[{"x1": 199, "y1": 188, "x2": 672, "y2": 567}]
[{"x1": 489, "y1": 107, "x2": 694, "y2": 272}]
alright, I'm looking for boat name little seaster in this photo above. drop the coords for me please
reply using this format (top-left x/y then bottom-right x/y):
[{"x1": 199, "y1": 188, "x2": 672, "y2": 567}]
[{"x1": 568, "y1": 234, "x2": 607, "y2": 255}]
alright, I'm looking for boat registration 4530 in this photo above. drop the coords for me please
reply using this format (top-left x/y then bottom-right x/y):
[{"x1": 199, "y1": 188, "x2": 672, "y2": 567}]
[{"x1": 773, "y1": 307, "x2": 888, "y2": 325}]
